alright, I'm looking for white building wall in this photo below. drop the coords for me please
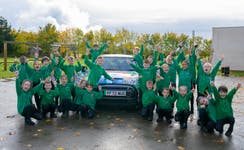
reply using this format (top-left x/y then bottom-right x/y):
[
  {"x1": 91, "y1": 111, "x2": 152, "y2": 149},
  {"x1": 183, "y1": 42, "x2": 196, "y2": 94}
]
[{"x1": 212, "y1": 26, "x2": 244, "y2": 71}]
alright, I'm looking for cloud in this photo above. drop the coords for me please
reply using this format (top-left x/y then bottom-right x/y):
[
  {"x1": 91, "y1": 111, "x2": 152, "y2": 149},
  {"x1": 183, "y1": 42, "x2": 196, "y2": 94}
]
[
  {"x1": 2, "y1": 0, "x2": 102, "y2": 32},
  {"x1": 1, "y1": 0, "x2": 244, "y2": 38}
]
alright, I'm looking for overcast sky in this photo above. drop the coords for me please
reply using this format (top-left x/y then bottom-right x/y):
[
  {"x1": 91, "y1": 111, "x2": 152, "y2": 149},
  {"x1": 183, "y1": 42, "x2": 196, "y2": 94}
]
[{"x1": 1, "y1": 0, "x2": 244, "y2": 38}]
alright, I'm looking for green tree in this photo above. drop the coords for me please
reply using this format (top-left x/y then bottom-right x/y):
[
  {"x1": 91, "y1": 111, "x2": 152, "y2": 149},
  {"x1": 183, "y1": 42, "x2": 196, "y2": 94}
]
[
  {"x1": 0, "y1": 16, "x2": 15, "y2": 54},
  {"x1": 14, "y1": 30, "x2": 37, "y2": 54},
  {"x1": 37, "y1": 23, "x2": 59, "y2": 54}
]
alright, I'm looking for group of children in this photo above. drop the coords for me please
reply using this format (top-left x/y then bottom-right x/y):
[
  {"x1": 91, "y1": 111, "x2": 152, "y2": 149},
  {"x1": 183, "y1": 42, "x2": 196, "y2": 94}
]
[
  {"x1": 128, "y1": 43, "x2": 241, "y2": 136},
  {"x1": 11, "y1": 39, "x2": 241, "y2": 137}
]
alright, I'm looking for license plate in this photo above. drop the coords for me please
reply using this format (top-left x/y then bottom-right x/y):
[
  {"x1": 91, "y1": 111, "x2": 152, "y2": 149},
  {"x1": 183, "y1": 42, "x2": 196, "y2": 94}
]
[{"x1": 105, "y1": 90, "x2": 126, "y2": 96}]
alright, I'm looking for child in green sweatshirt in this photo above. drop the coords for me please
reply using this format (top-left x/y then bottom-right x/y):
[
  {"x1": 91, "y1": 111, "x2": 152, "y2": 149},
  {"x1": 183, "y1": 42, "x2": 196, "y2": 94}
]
[
  {"x1": 69, "y1": 80, "x2": 87, "y2": 115},
  {"x1": 15, "y1": 73, "x2": 43, "y2": 126},
  {"x1": 84, "y1": 53, "x2": 113, "y2": 89},
  {"x1": 132, "y1": 44, "x2": 144, "y2": 68},
  {"x1": 141, "y1": 80, "x2": 158, "y2": 121},
  {"x1": 38, "y1": 78, "x2": 59, "y2": 119},
  {"x1": 80, "y1": 83, "x2": 103, "y2": 119},
  {"x1": 175, "y1": 58, "x2": 195, "y2": 115},
  {"x1": 196, "y1": 55, "x2": 224, "y2": 96},
  {"x1": 155, "y1": 88, "x2": 176, "y2": 124},
  {"x1": 197, "y1": 95, "x2": 216, "y2": 133},
  {"x1": 211, "y1": 82, "x2": 241, "y2": 137},
  {"x1": 84, "y1": 38, "x2": 110, "y2": 63},
  {"x1": 10, "y1": 56, "x2": 31, "y2": 83},
  {"x1": 174, "y1": 86, "x2": 194, "y2": 129},
  {"x1": 156, "y1": 63, "x2": 173, "y2": 95},
  {"x1": 59, "y1": 54, "x2": 84, "y2": 83},
  {"x1": 57, "y1": 75, "x2": 75, "y2": 118}
]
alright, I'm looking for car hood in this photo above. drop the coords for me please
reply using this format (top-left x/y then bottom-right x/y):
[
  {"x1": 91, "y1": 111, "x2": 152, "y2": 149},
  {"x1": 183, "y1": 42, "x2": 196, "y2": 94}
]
[{"x1": 98, "y1": 70, "x2": 138, "y2": 85}]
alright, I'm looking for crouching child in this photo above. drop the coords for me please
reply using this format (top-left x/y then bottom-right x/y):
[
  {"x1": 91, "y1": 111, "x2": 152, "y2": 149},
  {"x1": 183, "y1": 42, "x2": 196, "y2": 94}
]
[
  {"x1": 15, "y1": 73, "x2": 43, "y2": 126},
  {"x1": 80, "y1": 83, "x2": 103, "y2": 119},
  {"x1": 211, "y1": 82, "x2": 241, "y2": 137},
  {"x1": 57, "y1": 75, "x2": 74, "y2": 118},
  {"x1": 155, "y1": 88, "x2": 176, "y2": 124},
  {"x1": 38, "y1": 77, "x2": 59, "y2": 119},
  {"x1": 197, "y1": 95, "x2": 216, "y2": 133},
  {"x1": 141, "y1": 80, "x2": 157, "y2": 121},
  {"x1": 174, "y1": 86, "x2": 194, "y2": 129}
]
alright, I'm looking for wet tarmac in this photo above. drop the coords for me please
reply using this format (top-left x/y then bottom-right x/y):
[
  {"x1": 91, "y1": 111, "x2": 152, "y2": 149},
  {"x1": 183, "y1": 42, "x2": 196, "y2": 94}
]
[{"x1": 0, "y1": 76, "x2": 244, "y2": 150}]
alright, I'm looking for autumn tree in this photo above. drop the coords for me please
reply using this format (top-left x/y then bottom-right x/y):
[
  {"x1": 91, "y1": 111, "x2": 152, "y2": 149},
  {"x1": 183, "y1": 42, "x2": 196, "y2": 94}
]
[{"x1": 37, "y1": 23, "x2": 59, "y2": 54}]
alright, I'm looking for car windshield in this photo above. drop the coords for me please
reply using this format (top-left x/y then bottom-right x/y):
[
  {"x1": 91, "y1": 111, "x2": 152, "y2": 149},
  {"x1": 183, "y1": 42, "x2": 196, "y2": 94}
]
[{"x1": 102, "y1": 57, "x2": 136, "y2": 71}]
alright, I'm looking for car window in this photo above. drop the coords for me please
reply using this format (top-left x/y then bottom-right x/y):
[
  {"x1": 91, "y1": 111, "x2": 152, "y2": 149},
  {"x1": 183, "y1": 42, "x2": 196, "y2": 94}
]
[{"x1": 102, "y1": 57, "x2": 136, "y2": 71}]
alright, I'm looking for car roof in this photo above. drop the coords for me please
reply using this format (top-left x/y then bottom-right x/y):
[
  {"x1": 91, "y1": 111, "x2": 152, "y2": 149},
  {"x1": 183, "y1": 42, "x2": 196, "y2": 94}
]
[{"x1": 101, "y1": 54, "x2": 133, "y2": 58}]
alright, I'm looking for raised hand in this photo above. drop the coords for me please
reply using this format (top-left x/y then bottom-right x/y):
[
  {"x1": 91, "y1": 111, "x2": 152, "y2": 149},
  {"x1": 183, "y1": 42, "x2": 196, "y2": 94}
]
[
  {"x1": 210, "y1": 81, "x2": 215, "y2": 87},
  {"x1": 14, "y1": 56, "x2": 18, "y2": 64},
  {"x1": 75, "y1": 52, "x2": 79, "y2": 61},
  {"x1": 106, "y1": 40, "x2": 111, "y2": 45},
  {"x1": 98, "y1": 85, "x2": 102, "y2": 91},
  {"x1": 153, "y1": 83, "x2": 157, "y2": 91},
  {"x1": 236, "y1": 83, "x2": 241, "y2": 89},
  {"x1": 15, "y1": 71, "x2": 19, "y2": 78},
  {"x1": 34, "y1": 52, "x2": 39, "y2": 58},
  {"x1": 86, "y1": 49, "x2": 90, "y2": 55},
  {"x1": 126, "y1": 59, "x2": 131, "y2": 65},
  {"x1": 220, "y1": 55, "x2": 224, "y2": 61},
  {"x1": 83, "y1": 37, "x2": 88, "y2": 42}
]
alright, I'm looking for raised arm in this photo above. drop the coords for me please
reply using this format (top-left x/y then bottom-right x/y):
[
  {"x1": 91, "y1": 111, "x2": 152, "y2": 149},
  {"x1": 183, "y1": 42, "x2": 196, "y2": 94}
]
[
  {"x1": 85, "y1": 41, "x2": 92, "y2": 50},
  {"x1": 31, "y1": 82, "x2": 43, "y2": 94},
  {"x1": 211, "y1": 57, "x2": 223, "y2": 77},
  {"x1": 84, "y1": 55, "x2": 94, "y2": 69},
  {"x1": 95, "y1": 86, "x2": 104, "y2": 99},
  {"x1": 103, "y1": 69, "x2": 113, "y2": 80},
  {"x1": 151, "y1": 50, "x2": 158, "y2": 66},
  {"x1": 227, "y1": 83, "x2": 241, "y2": 102},
  {"x1": 197, "y1": 58, "x2": 204, "y2": 75},
  {"x1": 139, "y1": 44, "x2": 144, "y2": 56},
  {"x1": 176, "y1": 49, "x2": 185, "y2": 63},
  {"x1": 129, "y1": 63, "x2": 142, "y2": 74},
  {"x1": 211, "y1": 83, "x2": 221, "y2": 102},
  {"x1": 98, "y1": 43, "x2": 108, "y2": 54},
  {"x1": 15, "y1": 78, "x2": 22, "y2": 96}
]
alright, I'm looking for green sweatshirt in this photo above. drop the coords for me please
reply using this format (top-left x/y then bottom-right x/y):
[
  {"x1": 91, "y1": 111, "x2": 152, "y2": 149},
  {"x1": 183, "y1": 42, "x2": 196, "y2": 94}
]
[
  {"x1": 15, "y1": 79, "x2": 43, "y2": 115},
  {"x1": 159, "y1": 52, "x2": 165, "y2": 65},
  {"x1": 86, "y1": 42, "x2": 108, "y2": 63},
  {"x1": 81, "y1": 90, "x2": 103, "y2": 110},
  {"x1": 197, "y1": 98, "x2": 217, "y2": 122},
  {"x1": 156, "y1": 69, "x2": 171, "y2": 93},
  {"x1": 60, "y1": 57, "x2": 83, "y2": 83},
  {"x1": 84, "y1": 55, "x2": 112, "y2": 88},
  {"x1": 57, "y1": 83, "x2": 74, "y2": 103},
  {"x1": 155, "y1": 92, "x2": 176, "y2": 109},
  {"x1": 175, "y1": 62, "x2": 194, "y2": 92},
  {"x1": 130, "y1": 63, "x2": 158, "y2": 92},
  {"x1": 166, "y1": 52, "x2": 185, "y2": 84},
  {"x1": 10, "y1": 63, "x2": 31, "y2": 83},
  {"x1": 30, "y1": 70, "x2": 43, "y2": 85},
  {"x1": 174, "y1": 90, "x2": 192, "y2": 112},
  {"x1": 142, "y1": 89, "x2": 157, "y2": 107},
  {"x1": 150, "y1": 50, "x2": 158, "y2": 67},
  {"x1": 53, "y1": 55, "x2": 62, "y2": 82},
  {"x1": 40, "y1": 58, "x2": 56, "y2": 80},
  {"x1": 189, "y1": 48, "x2": 197, "y2": 84},
  {"x1": 22, "y1": 63, "x2": 43, "y2": 85},
  {"x1": 73, "y1": 87, "x2": 86, "y2": 105},
  {"x1": 207, "y1": 99, "x2": 217, "y2": 122},
  {"x1": 133, "y1": 44, "x2": 144, "y2": 68},
  {"x1": 213, "y1": 86, "x2": 237, "y2": 120},
  {"x1": 38, "y1": 87, "x2": 59, "y2": 106},
  {"x1": 197, "y1": 59, "x2": 222, "y2": 94}
]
